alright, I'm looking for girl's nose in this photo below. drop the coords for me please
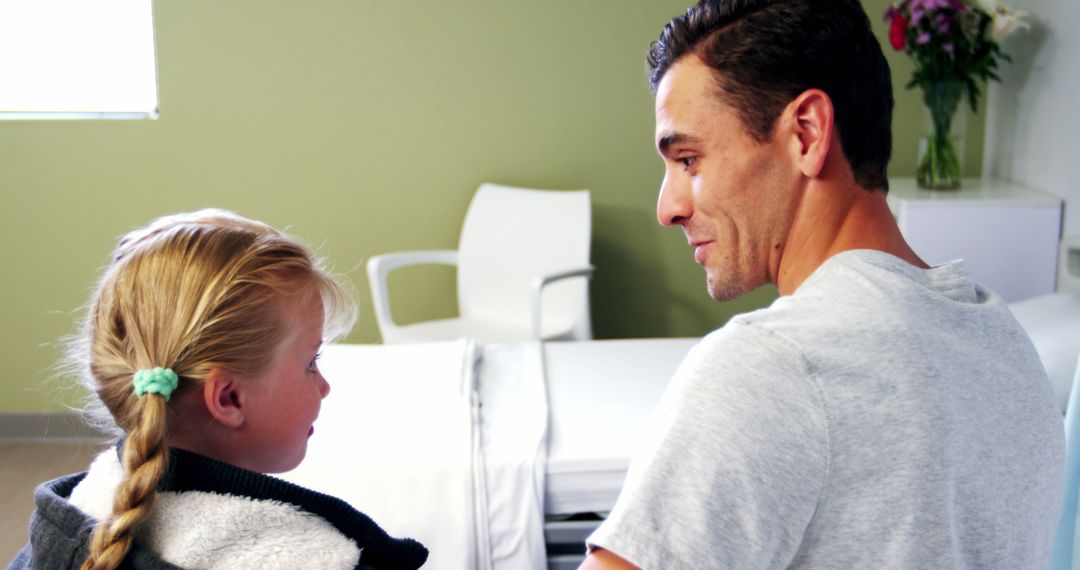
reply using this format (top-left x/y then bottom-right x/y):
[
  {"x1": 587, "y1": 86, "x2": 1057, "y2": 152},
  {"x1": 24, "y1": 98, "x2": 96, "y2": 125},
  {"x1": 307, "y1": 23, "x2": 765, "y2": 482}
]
[{"x1": 319, "y1": 374, "x2": 330, "y2": 398}]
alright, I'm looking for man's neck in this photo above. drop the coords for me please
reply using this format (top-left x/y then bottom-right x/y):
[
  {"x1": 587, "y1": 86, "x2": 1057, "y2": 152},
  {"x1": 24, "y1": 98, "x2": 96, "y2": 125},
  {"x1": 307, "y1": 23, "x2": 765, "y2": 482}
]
[{"x1": 774, "y1": 180, "x2": 928, "y2": 295}]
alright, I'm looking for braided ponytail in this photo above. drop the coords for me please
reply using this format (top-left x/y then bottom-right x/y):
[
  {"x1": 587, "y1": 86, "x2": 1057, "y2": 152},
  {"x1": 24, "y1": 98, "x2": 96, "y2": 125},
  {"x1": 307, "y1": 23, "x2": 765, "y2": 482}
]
[{"x1": 81, "y1": 396, "x2": 169, "y2": 570}]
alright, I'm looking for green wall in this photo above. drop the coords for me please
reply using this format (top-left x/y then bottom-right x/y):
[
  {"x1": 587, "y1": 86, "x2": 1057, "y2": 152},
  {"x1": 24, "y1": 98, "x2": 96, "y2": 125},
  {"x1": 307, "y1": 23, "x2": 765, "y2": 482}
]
[{"x1": 0, "y1": 0, "x2": 984, "y2": 412}]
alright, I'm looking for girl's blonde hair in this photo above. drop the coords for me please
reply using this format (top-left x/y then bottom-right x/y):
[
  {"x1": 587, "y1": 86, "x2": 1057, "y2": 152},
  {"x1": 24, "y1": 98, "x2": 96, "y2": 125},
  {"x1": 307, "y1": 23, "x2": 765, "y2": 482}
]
[{"x1": 73, "y1": 209, "x2": 356, "y2": 570}]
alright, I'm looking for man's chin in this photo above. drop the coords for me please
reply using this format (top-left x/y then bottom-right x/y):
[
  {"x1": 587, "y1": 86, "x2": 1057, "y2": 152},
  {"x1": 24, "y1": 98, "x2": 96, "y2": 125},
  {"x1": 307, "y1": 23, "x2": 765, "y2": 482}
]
[{"x1": 706, "y1": 273, "x2": 753, "y2": 301}]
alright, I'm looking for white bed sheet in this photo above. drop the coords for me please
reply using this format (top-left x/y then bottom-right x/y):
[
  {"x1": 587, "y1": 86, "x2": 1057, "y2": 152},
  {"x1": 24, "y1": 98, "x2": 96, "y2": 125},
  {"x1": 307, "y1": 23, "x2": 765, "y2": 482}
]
[
  {"x1": 478, "y1": 342, "x2": 548, "y2": 570},
  {"x1": 280, "y1": 341, "x2": 482, "y2": 570}
]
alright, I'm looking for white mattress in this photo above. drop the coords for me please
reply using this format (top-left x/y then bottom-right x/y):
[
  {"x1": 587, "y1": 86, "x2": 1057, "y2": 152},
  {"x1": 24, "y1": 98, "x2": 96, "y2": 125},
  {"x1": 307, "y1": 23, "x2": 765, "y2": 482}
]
[{"x1": 542, "y1": 338, "x2": 698, "y2": 515}]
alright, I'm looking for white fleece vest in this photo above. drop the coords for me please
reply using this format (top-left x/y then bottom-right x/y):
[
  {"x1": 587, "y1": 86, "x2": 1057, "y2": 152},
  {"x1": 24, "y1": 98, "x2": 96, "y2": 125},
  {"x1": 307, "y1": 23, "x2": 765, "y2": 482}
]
[{"x1": 70, "y1": 449, "x2": 362, "y2": 570}]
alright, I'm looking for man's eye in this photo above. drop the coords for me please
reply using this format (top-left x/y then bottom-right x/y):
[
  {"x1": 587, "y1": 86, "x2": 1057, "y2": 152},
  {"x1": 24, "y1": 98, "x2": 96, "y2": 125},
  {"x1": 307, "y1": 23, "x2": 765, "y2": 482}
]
[{"x1": 677, "y1": 156, "x2": 697, "y2": 170}]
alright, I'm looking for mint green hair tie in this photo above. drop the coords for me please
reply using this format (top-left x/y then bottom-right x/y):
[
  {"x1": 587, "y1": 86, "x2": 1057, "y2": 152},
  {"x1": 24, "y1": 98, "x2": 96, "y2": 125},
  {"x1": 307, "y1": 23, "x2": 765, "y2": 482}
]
[{"x1": 133, "y1": 367, "x2": 180, "y2": 401}]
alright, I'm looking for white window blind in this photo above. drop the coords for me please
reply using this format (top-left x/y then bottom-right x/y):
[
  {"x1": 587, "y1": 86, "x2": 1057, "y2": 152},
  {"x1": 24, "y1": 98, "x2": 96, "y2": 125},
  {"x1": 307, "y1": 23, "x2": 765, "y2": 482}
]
[{"x1": 0, "y1": 0, "x2": 158, "y2": 119}]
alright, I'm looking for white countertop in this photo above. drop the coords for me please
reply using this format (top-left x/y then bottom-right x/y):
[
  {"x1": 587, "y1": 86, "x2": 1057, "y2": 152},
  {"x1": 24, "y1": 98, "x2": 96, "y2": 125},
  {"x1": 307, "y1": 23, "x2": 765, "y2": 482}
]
[{"x1": 887, "y1": 177, "x2": 1062, "y2": 208}]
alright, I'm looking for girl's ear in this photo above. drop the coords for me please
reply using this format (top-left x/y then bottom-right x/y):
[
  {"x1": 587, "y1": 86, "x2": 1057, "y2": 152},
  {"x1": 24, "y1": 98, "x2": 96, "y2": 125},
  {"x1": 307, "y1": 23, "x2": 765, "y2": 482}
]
[{"x1": 202, "y1": 368, "x2": 245, "y2": 428}]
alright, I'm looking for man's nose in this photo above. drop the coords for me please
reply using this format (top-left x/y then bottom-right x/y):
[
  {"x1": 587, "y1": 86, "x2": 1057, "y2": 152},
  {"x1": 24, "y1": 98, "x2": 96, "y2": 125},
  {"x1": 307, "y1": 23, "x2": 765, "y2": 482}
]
[{"x1": 657, "y1": 171, "x2": 691, "y2": 227}]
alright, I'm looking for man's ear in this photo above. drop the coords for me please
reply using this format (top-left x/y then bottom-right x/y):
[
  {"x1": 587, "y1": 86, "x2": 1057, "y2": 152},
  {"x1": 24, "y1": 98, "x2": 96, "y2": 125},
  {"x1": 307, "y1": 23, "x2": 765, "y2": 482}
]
[
  {"x1": 202, "y1": 368, "x2": 246, "y2": 429},
  {"x1": 785, "y1": 88, "x2": 834, "y2": 179}
]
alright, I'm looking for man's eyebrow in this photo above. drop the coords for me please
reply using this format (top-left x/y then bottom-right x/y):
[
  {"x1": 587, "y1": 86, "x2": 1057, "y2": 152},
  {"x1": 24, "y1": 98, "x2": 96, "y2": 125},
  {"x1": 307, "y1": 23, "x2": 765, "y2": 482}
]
[{"x1": 657, "y1": 133, "x2": 699, "y2": 155}]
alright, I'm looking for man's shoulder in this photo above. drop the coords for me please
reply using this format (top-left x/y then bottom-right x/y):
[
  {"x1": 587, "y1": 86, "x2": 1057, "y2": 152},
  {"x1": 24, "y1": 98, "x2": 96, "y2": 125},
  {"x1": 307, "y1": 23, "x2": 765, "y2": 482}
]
[
  {"x1": 718, "y1": 249, "x2": 967, "y2": 344},
  {"x1": 701, "y1": 289, "x2": 836, "y2": 360},
  {"x1": 697, "y1": 315, "x2": 803, "y2": 364},
  {"x1": 689, "y1": 251, "x2": 936, "y2": 380},
  {"x1": 678, "y1": 317, "x2": 816, "y2": 403}
]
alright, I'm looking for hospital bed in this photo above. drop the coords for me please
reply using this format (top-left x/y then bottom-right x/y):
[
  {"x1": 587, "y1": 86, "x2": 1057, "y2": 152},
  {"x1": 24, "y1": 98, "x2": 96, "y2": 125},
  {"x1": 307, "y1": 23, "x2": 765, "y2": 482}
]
[{"x1": 279, "y1": 337, "x2": 699, "y2": 570}]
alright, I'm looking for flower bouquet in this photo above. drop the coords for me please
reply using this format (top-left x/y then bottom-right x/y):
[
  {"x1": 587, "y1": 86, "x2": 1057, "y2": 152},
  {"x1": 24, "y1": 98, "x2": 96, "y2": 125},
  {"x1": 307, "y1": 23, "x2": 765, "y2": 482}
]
[{"x1": 884, "y1": 0, "x2": 1028, "y2": 189}]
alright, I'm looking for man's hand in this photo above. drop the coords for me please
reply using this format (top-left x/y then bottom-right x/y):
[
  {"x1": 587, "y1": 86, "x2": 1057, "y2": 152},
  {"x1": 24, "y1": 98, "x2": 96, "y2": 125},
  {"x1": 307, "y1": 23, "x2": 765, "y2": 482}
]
[{"x1": 578, "y1": 548, "x2": 640, "y2": 570}]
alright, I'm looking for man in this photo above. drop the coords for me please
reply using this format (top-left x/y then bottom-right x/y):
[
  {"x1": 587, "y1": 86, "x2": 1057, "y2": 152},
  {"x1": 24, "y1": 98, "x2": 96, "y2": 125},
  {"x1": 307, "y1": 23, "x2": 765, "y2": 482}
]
[{"x1": 581, "y1": 1, "x2": 1064, "y2": 568}]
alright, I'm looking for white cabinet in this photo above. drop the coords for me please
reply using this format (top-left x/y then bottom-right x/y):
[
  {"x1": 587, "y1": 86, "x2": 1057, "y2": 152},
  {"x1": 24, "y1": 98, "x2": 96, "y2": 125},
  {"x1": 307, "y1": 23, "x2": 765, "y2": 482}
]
[{"x1": 887, "y1": 177, "x2": 1062, "y2": 302}]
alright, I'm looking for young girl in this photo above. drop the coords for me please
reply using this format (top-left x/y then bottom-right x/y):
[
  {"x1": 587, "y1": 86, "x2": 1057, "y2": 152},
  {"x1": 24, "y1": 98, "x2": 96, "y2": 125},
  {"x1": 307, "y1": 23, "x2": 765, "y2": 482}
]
[{"x1": 10, "y1": 210, "x2": 428, "y2": 570}]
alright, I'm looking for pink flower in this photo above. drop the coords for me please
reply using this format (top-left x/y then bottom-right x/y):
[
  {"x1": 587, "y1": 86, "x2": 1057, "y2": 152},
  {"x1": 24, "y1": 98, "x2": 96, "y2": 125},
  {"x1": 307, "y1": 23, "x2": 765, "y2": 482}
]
[
  {"x1": 910, "y1": 0, "x2": 954, "y2": 10},
  {"x1": 916, "y1": 31, "x2": 932, "y2": 44},
  {"x1": 935, "y1": 12, "x2": 953, "y2": 34},
  {"x1": 908, "y1": 0, "x2": 961, "y2": 25}
]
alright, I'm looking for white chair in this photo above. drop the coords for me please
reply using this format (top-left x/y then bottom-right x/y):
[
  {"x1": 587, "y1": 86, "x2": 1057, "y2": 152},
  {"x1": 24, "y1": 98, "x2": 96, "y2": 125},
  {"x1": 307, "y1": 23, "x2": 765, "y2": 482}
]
[{"x1": 367, "y1": 183, "x2": 594, "y2": 344}]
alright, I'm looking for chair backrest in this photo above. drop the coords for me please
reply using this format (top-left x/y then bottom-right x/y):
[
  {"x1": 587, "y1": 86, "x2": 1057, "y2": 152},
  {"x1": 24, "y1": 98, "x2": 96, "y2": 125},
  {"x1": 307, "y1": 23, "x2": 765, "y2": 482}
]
[{"x1": 457, "y1": 183, "x2": 591, "y2": 339}]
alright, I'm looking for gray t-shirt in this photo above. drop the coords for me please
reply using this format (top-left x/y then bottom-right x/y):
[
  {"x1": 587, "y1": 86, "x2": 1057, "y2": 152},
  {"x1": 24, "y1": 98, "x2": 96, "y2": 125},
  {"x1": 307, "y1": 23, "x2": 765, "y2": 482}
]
[{"x1": 588, "y1": 249, "x2": 1064, "y2": 569}]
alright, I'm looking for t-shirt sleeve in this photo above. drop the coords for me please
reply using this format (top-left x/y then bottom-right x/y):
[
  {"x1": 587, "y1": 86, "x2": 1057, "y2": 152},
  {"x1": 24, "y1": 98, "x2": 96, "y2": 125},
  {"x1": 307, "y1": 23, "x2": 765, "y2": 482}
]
[{"x1": 587, "y1": 322, "x2": 830, "y2": 569}]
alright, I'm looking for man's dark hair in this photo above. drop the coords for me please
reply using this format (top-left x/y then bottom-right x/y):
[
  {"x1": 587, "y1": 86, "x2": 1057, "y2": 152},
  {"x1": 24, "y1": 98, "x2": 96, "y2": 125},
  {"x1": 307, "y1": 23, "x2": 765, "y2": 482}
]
[{"x1": 648, "y1": 0, "x2": 894, "y2": 191}]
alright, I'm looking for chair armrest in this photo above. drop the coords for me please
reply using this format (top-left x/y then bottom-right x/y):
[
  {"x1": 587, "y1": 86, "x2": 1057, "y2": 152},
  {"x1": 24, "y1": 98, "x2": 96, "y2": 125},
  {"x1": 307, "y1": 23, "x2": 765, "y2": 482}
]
[
  {"x1": 530, "y1": 265, "x2": 595, "y2": 340},
  {"x1": 367, "y1": 250, "x2": 459, "y2": 339}
]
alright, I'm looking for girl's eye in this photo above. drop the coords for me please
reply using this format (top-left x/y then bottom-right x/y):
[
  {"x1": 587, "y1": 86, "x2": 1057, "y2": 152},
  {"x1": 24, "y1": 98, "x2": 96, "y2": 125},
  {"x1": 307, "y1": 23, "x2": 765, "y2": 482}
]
[
  {"x1": 677, "y1": 156, "x2": 697, "y2": 170},
  {"x1": 307, "y1": 352, "x2": 322, "y2": 373}
]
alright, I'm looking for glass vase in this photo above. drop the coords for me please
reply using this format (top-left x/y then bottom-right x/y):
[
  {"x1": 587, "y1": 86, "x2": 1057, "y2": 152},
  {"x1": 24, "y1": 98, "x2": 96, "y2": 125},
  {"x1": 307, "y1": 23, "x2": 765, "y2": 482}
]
[{"x1": 916, "y1": 80, "x2": 966, "y2": 190}]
